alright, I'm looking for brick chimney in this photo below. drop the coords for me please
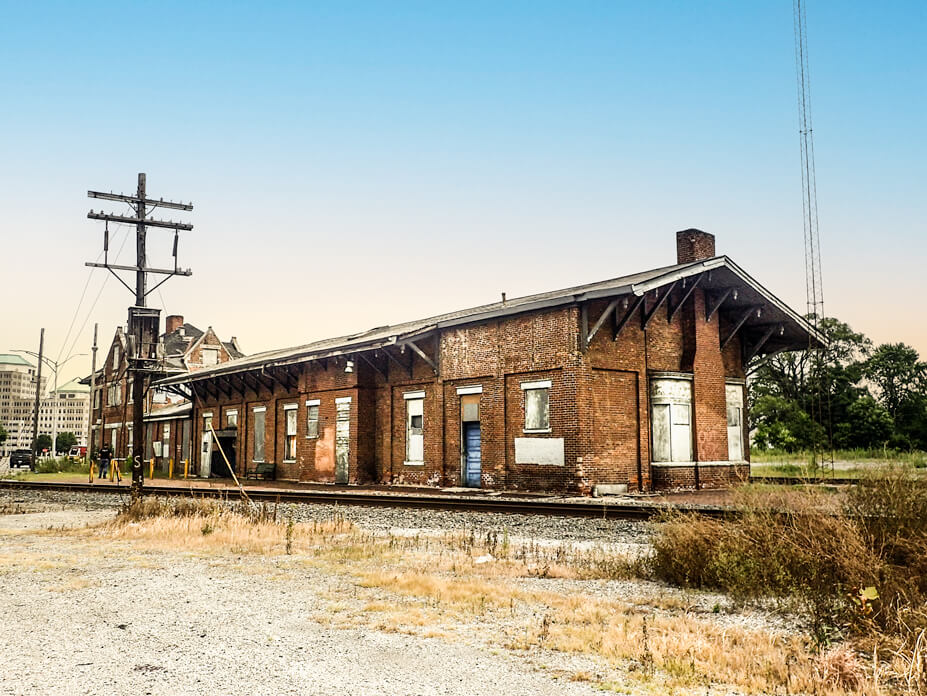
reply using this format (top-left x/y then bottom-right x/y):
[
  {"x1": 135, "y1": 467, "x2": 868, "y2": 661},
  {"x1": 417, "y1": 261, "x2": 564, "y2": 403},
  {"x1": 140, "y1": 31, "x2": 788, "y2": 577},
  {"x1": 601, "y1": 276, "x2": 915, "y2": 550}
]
[
  {"x1": 676, "y1": 229, "x2": 716, "y2": 264},
  {"x1": 165, "y1": 315, "x2": 184, "y2": 334}
]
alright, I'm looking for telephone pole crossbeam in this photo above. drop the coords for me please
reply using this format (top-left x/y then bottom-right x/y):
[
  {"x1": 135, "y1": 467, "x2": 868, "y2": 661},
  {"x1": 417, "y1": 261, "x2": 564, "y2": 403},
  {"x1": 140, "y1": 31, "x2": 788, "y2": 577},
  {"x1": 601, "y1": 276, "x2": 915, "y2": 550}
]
[
  {"x1": 86, "y1": 173, "x2": 193, "y2": 502},
  {"x1": 88, "y1": 190, "x2": 193, "y2": 211}
]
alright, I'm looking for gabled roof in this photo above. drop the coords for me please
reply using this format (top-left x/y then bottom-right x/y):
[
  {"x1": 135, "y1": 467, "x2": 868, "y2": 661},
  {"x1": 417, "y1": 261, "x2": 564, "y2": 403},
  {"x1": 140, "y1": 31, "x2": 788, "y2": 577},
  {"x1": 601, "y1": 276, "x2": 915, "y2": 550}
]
[
  {"x1": 161, "y1": 322, "x2": 245, "y2": 360},
  {"x1": 156, "y1": 255, "x2": 826, "y2": 388},
  {"x1": 161, "y1": 323, "x2": 203, "y2": 356}
]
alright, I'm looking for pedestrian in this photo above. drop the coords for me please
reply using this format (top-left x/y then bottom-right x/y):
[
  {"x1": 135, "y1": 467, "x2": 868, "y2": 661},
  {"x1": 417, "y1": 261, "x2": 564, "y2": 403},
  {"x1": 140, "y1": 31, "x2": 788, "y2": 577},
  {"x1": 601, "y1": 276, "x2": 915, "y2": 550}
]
[{"x1": 98, "y1": 445, "x2": 112, "y2": 480}]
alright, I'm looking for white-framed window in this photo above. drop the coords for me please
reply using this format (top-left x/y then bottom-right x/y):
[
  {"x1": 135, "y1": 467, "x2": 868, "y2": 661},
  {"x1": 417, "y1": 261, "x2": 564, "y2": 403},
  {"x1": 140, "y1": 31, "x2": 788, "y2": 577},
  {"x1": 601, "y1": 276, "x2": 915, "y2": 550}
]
[
  {"x1": 203, "y1": 412, "x2": 213, "y2": 433},
  {"x1": 521, "y1": 380, "x2": 551, "y2": 433},
  {"x1": 252, "y1": 407, "x2": 266, "y2": 462},
  {"x1": 404, "y1": 391, "x2": 425, "y2": 464},
  {"x1": 726, "y1": 382, "x2": 745, "y2": 461},
  {"x1": 227, "y1": 410, "x2": 238, "y2": 428},
  {"x1": 306, "y1": 399, "x2": 320, "y2": 439},
  {"x1": 128, "y1": 378, "x2": 133, "y2": 404},
  {"x1": 112, "y1": 346, "x2": 120, "y2": 372},
  {"x1": 202, "y1": 347, "x2": 219, "y2": 366},
  {"x1": 650, "y1": 376, "x2": 693, "y2": 463},
  {"x1": 284, "y1": 404, "x2": 297, "y2": 461}
]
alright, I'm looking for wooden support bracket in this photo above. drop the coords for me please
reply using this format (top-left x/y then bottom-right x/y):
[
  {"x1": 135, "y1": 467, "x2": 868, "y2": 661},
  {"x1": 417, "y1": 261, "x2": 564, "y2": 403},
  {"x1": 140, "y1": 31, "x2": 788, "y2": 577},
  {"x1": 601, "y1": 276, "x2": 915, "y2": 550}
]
[
  {"x1": 586, "y1": 297, "x2": 621, "y2": 346},
  {"x1": 721, "y1": 306, "x2": 762, "y2": 350},
  {"x1": 706, "y1": 287, "x2": 734, "y2": 322},
  {"x1": 667, "y1": 273, "x2": 703, "y2": 323},
  {"x1": 405, "y1": 340, "x2": 438, "y2": 375},
  {"x1": 641, "y1": 281, "x2": 677, "y2": 329},
  {"x1": 614, "y1": 295, "x2": 645, "y2": 339}
]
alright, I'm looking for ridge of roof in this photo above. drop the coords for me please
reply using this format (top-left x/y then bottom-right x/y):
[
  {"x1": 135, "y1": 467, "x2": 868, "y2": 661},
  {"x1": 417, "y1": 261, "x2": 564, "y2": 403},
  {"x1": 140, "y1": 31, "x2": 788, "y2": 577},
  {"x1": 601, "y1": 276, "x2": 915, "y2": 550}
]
[{"x1": 155, "y1": 255, "x2": 826, "y2": 388}]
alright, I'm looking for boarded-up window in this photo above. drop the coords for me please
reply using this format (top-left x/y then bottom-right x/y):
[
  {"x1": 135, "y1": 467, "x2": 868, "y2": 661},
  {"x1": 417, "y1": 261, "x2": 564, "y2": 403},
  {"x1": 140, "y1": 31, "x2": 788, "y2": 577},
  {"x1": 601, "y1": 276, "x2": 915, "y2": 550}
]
[
  {"x1": 460, "y1": 394, "x2": 480, "y2": 422},
  {"x1": 521, "y1": 380, "x2": 551, "y2": 432},
  {"x1": 227, "y1": 410, "x2": 238, "y2": 427},
  {"x1": 253, "y1": 408, "x2": 265, "y2": 462},
  {"x1": 405, "y1": 394, "x2": 424, "y2": 462},
  {"x1": 202, "y1": 348, "x2": 218, "y2": 366},
  {"x1": 306, "y1": 401, "x2": 320, "y2": 438},
  {"x1": 284, "y1": 405, "x2": 297, "y2": 461},
  {"x1": 650, "y1": 377, "x2": 693, "y2": 462}
]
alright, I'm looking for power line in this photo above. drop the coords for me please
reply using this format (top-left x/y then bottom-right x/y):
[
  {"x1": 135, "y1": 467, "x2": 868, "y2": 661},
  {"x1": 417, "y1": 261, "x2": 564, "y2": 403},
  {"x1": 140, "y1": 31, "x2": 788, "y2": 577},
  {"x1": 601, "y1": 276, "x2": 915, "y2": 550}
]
[{"x1": 86, "y1": 173, "x2": 194, "y2": 501}]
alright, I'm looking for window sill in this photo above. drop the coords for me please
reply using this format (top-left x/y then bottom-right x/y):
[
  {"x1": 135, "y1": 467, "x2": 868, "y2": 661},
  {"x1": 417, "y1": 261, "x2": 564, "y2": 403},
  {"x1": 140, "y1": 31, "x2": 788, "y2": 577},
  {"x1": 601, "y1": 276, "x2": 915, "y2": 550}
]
[
  {"x1": 403, "y1": 461, "x2": 425, "y2": 467},
  {"x1": 523, "y1": 428, "x2": 552, "y2": 435},
  {"x1": 304, "y1": 436, "x2": 319, "y2": 440},
  {"x1": 283, "y1": 459, "x2": 296, "y2": 464}
]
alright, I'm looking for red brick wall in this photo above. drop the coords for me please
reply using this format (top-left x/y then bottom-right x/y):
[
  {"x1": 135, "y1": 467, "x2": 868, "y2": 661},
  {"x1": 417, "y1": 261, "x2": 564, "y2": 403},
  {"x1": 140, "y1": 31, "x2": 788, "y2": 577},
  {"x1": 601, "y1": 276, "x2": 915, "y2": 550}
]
[
  {"x1": 185, "y1": 288, "x2": 752, "y2": 492},
  {"x1": 689, "y1": 289, "x2": 729, "y2": 462}
]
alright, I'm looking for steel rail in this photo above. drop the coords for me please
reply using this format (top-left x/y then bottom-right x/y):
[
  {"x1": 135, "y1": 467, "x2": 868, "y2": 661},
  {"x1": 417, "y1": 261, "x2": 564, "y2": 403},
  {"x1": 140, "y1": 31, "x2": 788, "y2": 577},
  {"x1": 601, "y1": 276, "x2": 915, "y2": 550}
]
[{"x1": 0, "y1": 480, "x2": 732, "y2": 520}]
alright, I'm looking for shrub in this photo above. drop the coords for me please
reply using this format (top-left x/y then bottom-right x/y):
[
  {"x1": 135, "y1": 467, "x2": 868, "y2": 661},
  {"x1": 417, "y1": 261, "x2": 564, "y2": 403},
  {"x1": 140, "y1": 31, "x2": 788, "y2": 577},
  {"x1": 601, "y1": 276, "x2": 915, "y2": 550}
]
[{"x1": 651, "y1": 484, "x2": 904, "y2": 645}]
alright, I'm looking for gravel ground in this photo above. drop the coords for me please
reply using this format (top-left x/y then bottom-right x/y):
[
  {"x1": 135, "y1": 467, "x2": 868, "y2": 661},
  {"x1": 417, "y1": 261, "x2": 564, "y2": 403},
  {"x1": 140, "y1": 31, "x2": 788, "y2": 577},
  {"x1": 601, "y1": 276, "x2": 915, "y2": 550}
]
[
  {"x1": 0, "y1": 511, "x2": 608, "y2": 696},
  {"x1": 0, "y1": 488, "x2": 652, "y2": 545},
  {"x1": 0, "y1": 491, "x2": 801, "y2": 695}
]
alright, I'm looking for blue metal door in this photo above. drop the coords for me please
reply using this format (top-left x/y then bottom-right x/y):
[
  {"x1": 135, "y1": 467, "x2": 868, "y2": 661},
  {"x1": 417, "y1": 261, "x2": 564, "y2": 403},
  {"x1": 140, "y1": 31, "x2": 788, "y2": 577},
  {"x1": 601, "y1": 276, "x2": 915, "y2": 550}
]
[{"x1": 464, "y1": 422, "x2": 481, "y2": 487}]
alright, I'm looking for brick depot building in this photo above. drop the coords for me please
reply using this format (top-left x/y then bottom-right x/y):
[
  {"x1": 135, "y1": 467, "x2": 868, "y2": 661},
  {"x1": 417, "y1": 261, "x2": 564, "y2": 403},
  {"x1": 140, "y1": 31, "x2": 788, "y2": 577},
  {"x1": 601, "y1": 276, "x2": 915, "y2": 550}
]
[{"x1": 157, "y1": 230, "x2": 822, "y2": 492}]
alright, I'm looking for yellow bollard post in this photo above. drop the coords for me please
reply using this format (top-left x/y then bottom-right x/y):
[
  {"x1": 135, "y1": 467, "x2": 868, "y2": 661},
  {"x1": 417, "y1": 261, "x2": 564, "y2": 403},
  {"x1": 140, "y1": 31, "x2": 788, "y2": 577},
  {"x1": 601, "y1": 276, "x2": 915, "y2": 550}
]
[
  {"x1": 169, "y1": 458, "x2": 174, "y2": 480},
  {"x1": 109, "y1": 460, "x2": 116, "y2": 482},
  {"x1": 184, "y1": 459, "x2": 189, "y2": 479},
  {"x1": 89, "y1": 462, "x2": 94, "y2": 483},
  {"x1": 149, "y1": 458, "x2": 154, "y2": 479}
]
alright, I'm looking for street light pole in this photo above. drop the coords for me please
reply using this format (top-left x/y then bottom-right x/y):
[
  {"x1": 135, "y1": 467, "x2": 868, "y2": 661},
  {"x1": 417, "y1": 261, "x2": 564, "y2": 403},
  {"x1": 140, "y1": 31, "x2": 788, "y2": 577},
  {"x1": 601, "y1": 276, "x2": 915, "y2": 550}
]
[{"x1": 14, "y1": 349, "x2": 87, "y2": 458}]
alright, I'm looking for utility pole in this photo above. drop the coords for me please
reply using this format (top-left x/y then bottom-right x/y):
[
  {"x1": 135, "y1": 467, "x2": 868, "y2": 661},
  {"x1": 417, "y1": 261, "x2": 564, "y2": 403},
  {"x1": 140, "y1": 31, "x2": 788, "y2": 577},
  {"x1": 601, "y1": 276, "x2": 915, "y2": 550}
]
[
  {"x1": 86, "y1": 173, "x2": 193, "y2": 501},
  {"x1": 86, "y1": 323, "x2": 98, "y2": 465},
  {"x1": 31, "y1": 328, "x2": 44, "y2": 466}
]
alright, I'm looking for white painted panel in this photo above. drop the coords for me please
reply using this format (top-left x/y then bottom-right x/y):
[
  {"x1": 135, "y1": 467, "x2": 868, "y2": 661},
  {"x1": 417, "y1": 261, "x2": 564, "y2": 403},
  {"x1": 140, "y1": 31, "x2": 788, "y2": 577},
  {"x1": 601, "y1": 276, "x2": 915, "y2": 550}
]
[
  {"x1": 671, "y1": 404, "x2": 693, "y2": 462},
  {"x1": 403, "y1": 390, "x2": 425, "y2": 400},
  {"x1": 521, "y1": 379, "x2": 552, "y2": 391},
  {"x1": 456, "y1": 385, "x2": 483, "y2": 395},
  {"x1": 652, "y1": 404, "x2": 671, "y2": 462},
  {"x1": 726, "y1": 384, "x2": 744, "y2": 460},
  {"x1": 514, "y1": 437, "x2": 564, "y2": 466}
]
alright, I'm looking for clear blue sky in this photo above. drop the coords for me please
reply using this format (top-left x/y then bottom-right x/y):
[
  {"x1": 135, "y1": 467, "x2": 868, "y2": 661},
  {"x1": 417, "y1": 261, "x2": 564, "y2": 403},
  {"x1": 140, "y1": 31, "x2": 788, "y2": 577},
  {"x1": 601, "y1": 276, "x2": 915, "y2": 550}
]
[{"x1": 1, "y1": 1, "x2": 924, "y2": 382}]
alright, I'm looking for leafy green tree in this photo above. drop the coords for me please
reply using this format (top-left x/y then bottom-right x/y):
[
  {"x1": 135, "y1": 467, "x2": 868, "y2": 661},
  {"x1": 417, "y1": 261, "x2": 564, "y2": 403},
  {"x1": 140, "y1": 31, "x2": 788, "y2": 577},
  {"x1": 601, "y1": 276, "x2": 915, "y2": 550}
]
[
  {"x1": 864, "y1": 343, "x2": 927, "y2": 419},
  {"x1": 56, "y1": 431, "x2": 78, "y2": 454},
  {"x1": 0, "y1": 423, "x2": 7, "y2": 446},
  {"x1": 751, "y1": 394, "x2": 826, "y2": 452},
  {"x1": 833, "y1": 396, "x2": 894, "y2": 449},
  {"x1": 749, "y1": 318, "x2": 870, "y2": 450},
  {"x1": 33, "y1": 434, "x2": 52, "y2": 452}
]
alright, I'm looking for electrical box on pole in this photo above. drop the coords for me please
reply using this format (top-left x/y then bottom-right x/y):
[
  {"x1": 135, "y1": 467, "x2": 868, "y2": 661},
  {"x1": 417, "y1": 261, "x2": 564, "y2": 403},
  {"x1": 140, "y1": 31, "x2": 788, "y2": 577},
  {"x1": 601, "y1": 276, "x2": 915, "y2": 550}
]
[{"x1": 85, "y1": 173, "x2": 193, "y2": 501}]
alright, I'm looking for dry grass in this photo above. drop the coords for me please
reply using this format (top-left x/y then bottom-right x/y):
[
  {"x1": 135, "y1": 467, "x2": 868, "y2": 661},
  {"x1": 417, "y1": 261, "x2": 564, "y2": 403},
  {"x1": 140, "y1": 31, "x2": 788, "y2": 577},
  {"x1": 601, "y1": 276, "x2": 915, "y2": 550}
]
[{"x1": 72, "y1": 497, "x2": 907, "y2": 694}]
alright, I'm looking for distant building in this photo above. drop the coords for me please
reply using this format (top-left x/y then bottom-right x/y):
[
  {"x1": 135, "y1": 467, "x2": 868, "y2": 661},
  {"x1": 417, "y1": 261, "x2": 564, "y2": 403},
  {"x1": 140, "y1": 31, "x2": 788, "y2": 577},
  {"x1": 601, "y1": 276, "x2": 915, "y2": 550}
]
[
  {"x1": 36, "y1": 379, "x2": 90, "y2": 449},
  {"x1": 0, "y1": 354, "x2": 46, "y2": 455},
  {"x1": 84, "y1": 316, "x2": 244, "y2": 461}
]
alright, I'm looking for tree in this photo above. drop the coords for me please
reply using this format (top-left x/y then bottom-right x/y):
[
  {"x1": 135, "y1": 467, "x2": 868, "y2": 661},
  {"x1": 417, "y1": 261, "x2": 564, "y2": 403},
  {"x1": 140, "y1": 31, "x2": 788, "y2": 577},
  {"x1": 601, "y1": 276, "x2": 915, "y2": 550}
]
[
  {"x1": 751, "y1": 394, "x2": 826, "y2": 452},
  {"x1": 33, "y1": 434, "x2": 52, "y2": 453},
  {"x1": 833, "y1": 396, "x2": 893, "y2": 449},
  {"x1": 0, "y1": 423, "x2": 7, "y2": 446},
  {"x1": 749, "y1": 317, "x2": 871, "y2": 449},
  {"x1": 56, "y1": 432, "x2": 78, "y2": 454},
  {"x1": 864, "y1": 343, "x2": 927, "y2": 419}
]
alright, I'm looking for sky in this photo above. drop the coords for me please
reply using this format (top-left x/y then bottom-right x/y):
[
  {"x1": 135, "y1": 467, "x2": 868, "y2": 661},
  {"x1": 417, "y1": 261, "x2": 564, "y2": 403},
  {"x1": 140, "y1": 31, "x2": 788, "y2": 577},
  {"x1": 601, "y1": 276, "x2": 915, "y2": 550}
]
[{"x1": 1, "y1": 1, "x2": 924, "y2": 386}]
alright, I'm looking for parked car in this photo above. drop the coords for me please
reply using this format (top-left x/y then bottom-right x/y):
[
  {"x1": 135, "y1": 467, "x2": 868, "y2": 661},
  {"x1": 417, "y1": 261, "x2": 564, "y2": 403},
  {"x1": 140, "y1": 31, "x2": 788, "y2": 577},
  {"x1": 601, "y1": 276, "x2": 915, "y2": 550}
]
[{"x1": 9, "y1": 449, "x2": 33, "y2": 470}]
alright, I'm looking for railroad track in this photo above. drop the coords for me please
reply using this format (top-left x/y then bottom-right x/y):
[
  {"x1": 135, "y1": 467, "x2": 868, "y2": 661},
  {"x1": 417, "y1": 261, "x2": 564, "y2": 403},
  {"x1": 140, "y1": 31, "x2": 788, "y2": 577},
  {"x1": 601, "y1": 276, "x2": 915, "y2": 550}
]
[{"x1": 0, "y1": 479, "x2": 731, "y2": 520}]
